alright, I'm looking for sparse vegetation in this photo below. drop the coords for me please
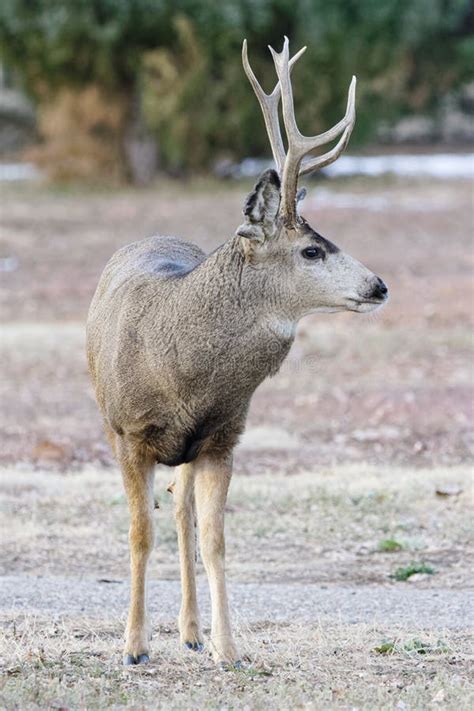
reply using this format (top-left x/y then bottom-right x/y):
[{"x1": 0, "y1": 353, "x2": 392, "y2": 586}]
[
  {"x1": 374, "y1": 637, "x2": 450, "y2": 655},
  {"x1": 392, "y1": 562, "x2": 436, "y2": 581},
  {"x1": 378, "y1": 538, "x2": 404, "y2": 552},
  {"x1": 0, "y1": 615, "x2": 470, "y2": 710}
]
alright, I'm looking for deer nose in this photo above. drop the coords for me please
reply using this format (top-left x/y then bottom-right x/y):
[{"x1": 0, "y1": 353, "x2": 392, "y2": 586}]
[{"x1": 371, "y1": 277, "x2": 388, "y2": 300}]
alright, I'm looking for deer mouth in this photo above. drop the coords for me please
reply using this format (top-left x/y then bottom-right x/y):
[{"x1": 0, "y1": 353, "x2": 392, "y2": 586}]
[{"x1": 346, "y1": 296, "x2": 387, "y2": 313}]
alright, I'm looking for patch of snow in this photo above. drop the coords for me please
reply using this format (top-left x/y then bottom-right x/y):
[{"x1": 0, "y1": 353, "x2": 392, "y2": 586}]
[
  {"x1": 216, "y1": 153, "x2": 474, "y2": 180},
  {"x1": 308, "y1": 188, "x2": 453, "y2": 212},
  {"x1": 324, "y1": 153, "x2": 474, "y2": 179},
  {"x1": 0, "y1": 162, "x2": 41, "y2": 181},
  {"x1": 238, "y1": 425, "x2": 301, "y2": 451}
]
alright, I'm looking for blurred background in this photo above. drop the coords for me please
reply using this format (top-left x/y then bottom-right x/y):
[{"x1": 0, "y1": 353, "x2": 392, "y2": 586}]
[
  {"x1": 0, "y1": 3, "x2": 473, "y2": 707},
  {"x1": 0, "y1": 0, "x2": 473, "y2": 181}
]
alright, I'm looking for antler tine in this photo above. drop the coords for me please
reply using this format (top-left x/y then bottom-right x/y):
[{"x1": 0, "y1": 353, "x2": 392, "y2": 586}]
[
  {"x1": 269, "y1": 36, "x2": 357, "y2": 224},
  {"x1": 299, "y1": 76, "x2": 356, "y2": 175},
  {"x1": 300, "y1": 121, "x2": 353, "y2": 175},
  {"x1": 242, "y1": 39, "x2": 306, "y2": 173},
  {"x1": 268, "y1": 37, "x2": 301, "y2": 148}
]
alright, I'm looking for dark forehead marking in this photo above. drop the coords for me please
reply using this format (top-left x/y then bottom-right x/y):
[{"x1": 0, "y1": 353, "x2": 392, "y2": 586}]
[{"x1": 299, "y1": 219, "x2": 340, "y2": 254}]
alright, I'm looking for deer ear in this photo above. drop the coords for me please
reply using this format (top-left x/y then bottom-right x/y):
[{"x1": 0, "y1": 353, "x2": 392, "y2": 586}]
[{"x1": 236, "y1": 169, "x2": 281, "y2": 243}]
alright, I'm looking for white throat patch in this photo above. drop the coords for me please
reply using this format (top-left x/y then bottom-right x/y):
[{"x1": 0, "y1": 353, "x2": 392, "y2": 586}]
[{"x1": 265, "y1": 316, "x2": 297, "y2": 340}]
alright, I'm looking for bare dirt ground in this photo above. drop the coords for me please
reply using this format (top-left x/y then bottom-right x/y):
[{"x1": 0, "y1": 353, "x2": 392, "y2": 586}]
[{"x1": 0, "y1": 176, "x2": 473, "y2": 708}]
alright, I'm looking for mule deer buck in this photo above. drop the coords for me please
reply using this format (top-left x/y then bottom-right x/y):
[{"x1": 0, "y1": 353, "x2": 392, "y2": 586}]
[{"x1": 87, "y1": 37, "x2": 388, "y2": 667}]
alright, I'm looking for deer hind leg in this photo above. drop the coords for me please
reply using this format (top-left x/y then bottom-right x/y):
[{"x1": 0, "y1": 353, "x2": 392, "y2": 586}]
[
  {"x1": 103, "y1": 420, "x2": 118, "y2": 458},
  {"x1": 117, "y1": 439, "x2": 155, "y2": 665},
  {"x1": 194, "y1": 453, "x2": 239, "y2": 667},
  {"x1": 173, "y1": 463, "x2": 203, "y2": 650}
]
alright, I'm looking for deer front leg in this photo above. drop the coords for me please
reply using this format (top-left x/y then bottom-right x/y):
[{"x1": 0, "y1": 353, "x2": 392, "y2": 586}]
[
  {"x1": 174, "y1": 463, "x2": 203, "y2": 650},
  {"x1": 118, "y1": 441, "x2": 155, "y2": 665},
  {"x1": 194, "y1": 453, "x2": 239, "y2": 667}
]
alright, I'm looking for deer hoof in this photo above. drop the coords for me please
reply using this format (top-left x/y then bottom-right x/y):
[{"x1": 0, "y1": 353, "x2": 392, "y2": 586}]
[
  {"x1": 184, "y1": 641, "x2": 204, "y2": 652},
  {"x1": 123, "y1": 653, "x2": 150, "y2": 666}
]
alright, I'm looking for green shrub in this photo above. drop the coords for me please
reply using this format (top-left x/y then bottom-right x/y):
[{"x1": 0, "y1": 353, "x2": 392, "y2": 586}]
[
  {"x1": 0, "y1": 0, "x2": 472, "y2": 177},
  {"x1": 391, "y1": 562, "x2": 435, "y2": 581}
]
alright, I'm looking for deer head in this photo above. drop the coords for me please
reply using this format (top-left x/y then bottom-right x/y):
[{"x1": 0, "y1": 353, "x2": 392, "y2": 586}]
[{"x1": 238, "y1": 37, "x2": 388, "y2": 317}]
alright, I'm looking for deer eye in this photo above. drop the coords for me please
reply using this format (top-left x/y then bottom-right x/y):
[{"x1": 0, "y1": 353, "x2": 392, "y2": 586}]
[{"x1": 301, "y1": 246, "x2": 323, "y2": 260}]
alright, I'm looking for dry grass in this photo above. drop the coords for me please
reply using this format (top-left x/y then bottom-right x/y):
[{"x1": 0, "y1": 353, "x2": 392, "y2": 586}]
[
  {"x1": 1, "y1": 463, "x2": 472, "y2": 707},
  {"x1": 26, "y1": 85, "x2": 127, "y2": 182},
  {"x1": 1, "y1": 464, "x2": 472, "y2": 586},
  {"x1": 1, "y1": 613, "x2": 472, "y2": 710}
]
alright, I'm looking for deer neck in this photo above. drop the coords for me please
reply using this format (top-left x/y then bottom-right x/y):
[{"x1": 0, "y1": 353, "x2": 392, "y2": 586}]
[
  {"x1": 207, "y1": 235, "x2": 296, "y2": 320},
  {"x1": 197, "y1": 236, "x2": 296, "y2": 377}
]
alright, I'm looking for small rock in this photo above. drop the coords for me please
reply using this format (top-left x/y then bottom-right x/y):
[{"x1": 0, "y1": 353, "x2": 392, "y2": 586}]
[
  {"x1": 407, "y1": 573, "x2": 431, "y2": 583},
  {"x1": 431, "y1": 688, "x2": 445, "y2": 703},
  {"x1": 352, "y1": 426, "x2": 401, "y2": 442},
  {"x1": 413, "y1": 440, "x2": 426, "y2": 453},
  {"x1": 435, "y1": 485, "x2": 463, "y2": 497},
  {"x1": 0, "y1": 256, "x2": 19, "y2": 272}
]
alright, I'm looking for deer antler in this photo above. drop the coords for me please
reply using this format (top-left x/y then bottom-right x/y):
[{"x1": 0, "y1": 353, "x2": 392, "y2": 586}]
[
  {"x1": 242, "y1": 39, "x2": 307, "y2": 174},
  {"x1": 243, "y1": 36, "x2": 357, "y2": 226}
]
